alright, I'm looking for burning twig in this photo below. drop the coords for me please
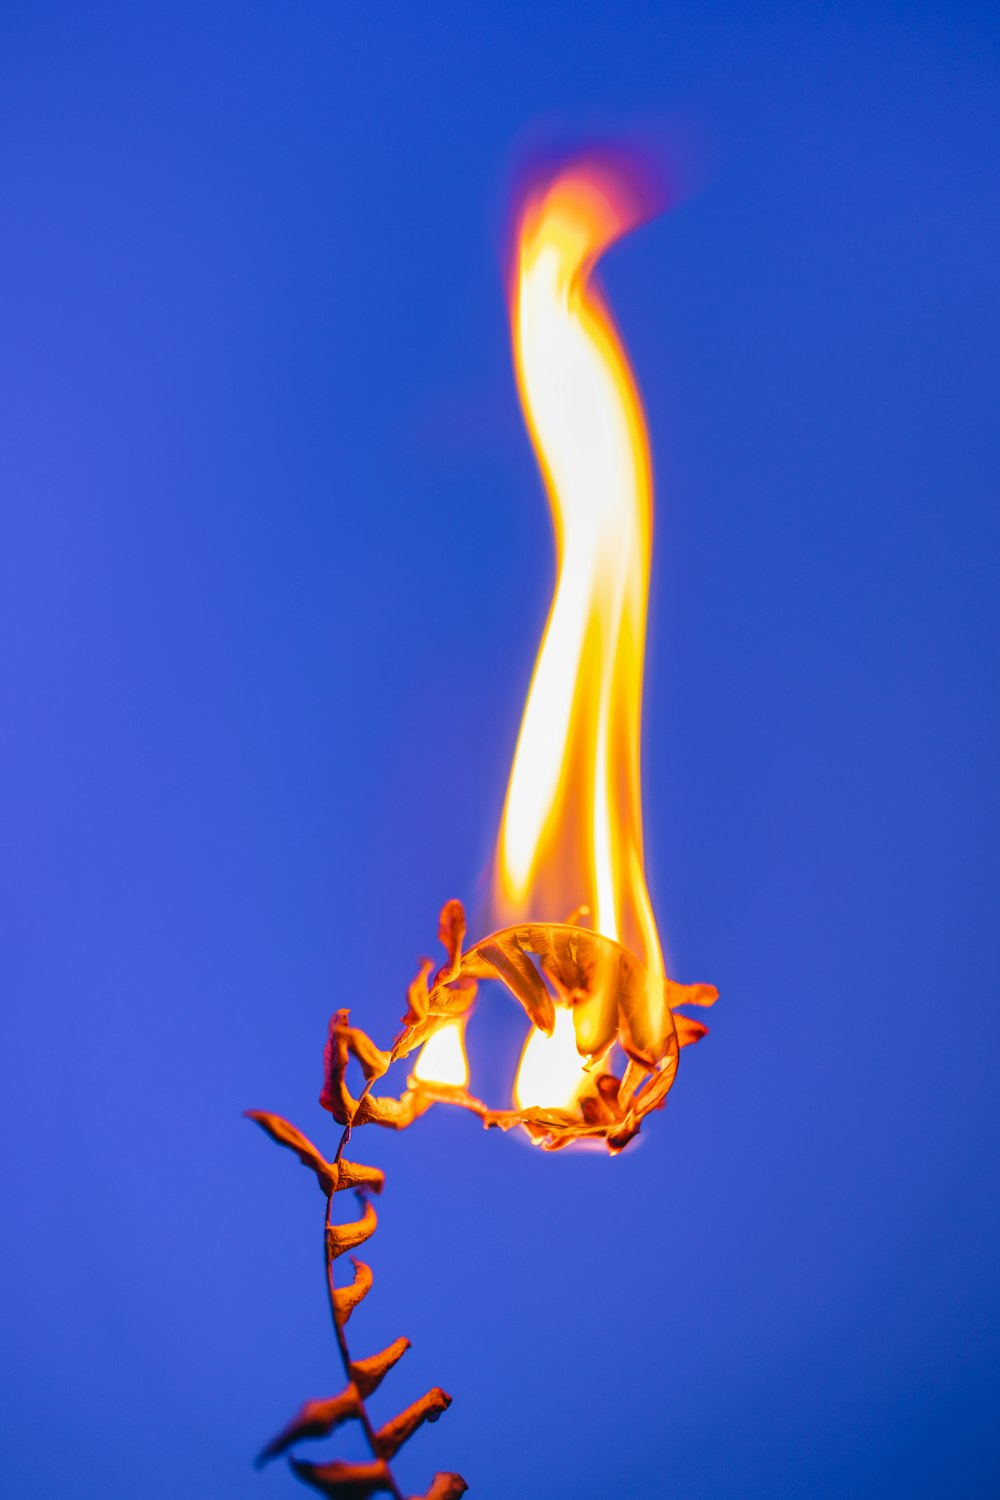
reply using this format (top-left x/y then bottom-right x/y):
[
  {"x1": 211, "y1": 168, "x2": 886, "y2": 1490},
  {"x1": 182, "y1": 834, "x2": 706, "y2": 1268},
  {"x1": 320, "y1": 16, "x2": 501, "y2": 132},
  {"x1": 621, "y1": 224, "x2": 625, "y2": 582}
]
[
  {"x1": 246, "y1": 897, "x2": 715, "y2": 1493},
  {"x1": 245, "y1": 153, "x2": 718, "y2": 1496},
  {"x1": 327, "y1": 898, "x2": 717, "y2": 1155}
]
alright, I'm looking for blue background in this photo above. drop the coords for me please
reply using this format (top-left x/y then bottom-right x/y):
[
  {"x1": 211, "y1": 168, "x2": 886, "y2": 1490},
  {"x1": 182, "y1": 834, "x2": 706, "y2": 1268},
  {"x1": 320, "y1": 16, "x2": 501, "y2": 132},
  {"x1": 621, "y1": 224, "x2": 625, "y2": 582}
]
[{"x1": 2, "y1": 3, "x2": 998, "y2": 1497}]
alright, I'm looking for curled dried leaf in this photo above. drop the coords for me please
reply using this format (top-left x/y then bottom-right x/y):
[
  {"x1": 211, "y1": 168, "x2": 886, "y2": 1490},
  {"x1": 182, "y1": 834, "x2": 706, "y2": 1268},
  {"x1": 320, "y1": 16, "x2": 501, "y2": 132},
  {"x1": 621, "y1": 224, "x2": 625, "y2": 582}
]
[
  {"x1": 477, "y1": 933, "x2": 555, "y2": 1035},
  {"x1": 412, "y1": 1474, "x2": 469, "y2": 1500},
  {"x1": 435, "y1": 899, "x2": 466, "y2": 983},
  {"x1": 392, "y1": 982, "x2": 477, "y2": 1064},
  {"x1": 630, "y1": 1050, "x2": 679, "y2": 1121},
  {"x1": 337, "y1": 1159, "x2": 385, "y2": 1195},
  {"x1": 402, "y1": 957, "x2": 434, "y2": 1025},
  {"x1": 333, "y1": 1258, "x2": 373, "y2": 1327},
  {"x1": 617, "y1": 1057, "x2": 649, "y2": 1106},
  {"x1": 289, "y1": 1457, "x2": 392, "y2": 1498},
  {"x1": 350, "y1": 1336, "x2": 411, "y2": 1399},
  {"x1": 607, "y1": 1118, "x2": 642, "y2": 1154},
  {"x1": 342, "y1": 1026, "x2": 392, "y2": 1082},
  {"x1": 324, "y1": 1010, "x2": 391, "y2": 1083},
  {"x1": 320, "y1": 1012, "x2": 356, "y2": 1124},
  {"x1": 244, "y1": 1111, "x2": 338, "y2": 1196},
  {"x1": 327, "y1": 1199, "x2": 377, "y2": 1260},
  {"x1": 356, "y1": 1090, "x2": 432, "y2": 1131},
  {"x1": 533, "y1": 923, "x2": 601, "y2": 999},
  {"x1": 425, "y1": 976, "x2": 478, "y2": 1020},
  {"x1": 667, "y1": 979, "x2": 719, "y2": 1008},
  {"x1": 673, "y1": 1013, "x2": 710, "y2": 1047},
  {"x1": 257, "y1": 1385, "x2": 361, "y2": 1466},
  {"x1": 374, "y1": 1387, "x2": 452, "y2": 1460}
]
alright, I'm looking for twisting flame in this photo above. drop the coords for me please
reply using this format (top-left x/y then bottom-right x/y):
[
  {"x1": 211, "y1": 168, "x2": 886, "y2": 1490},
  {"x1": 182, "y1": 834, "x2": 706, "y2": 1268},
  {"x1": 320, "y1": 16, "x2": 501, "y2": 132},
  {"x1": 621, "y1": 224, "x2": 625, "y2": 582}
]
[
  {"x1": 410, "y1": 158, "x2": 670, "y2": 1118},
  {"x1": 497, "y1": 163, "x2": 664, "y2": 1110}
]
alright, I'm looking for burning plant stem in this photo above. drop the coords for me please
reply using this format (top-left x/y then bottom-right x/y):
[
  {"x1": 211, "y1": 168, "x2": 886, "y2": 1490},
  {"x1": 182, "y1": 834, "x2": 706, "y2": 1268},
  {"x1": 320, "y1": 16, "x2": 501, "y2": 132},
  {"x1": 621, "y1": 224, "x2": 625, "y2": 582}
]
[{"x1": 248, "y1": 898, "x2": 713, "y2": 1494}]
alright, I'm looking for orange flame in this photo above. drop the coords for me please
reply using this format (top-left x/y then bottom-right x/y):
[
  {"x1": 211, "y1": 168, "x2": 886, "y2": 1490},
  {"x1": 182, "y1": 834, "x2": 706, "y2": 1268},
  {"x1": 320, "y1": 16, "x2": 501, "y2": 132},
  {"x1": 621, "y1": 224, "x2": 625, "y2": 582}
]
[
  {"x1": 410, "y1": 159, "x2": 671, "y2": 1116},
  {"x1": 497, "y1": 163, "x2": 663, "y2": 1109}
]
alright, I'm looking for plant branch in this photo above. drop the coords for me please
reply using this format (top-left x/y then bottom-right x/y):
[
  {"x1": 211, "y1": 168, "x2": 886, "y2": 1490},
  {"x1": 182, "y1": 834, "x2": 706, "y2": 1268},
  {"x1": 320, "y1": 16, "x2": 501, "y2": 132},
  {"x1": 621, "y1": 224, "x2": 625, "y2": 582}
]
[
  {"x1": 319, "y1": 1025, "x2": 418, "y2": 1500},
  {"x1": 323, "y1": 1189, "x2": 405, "y2": 1500}
]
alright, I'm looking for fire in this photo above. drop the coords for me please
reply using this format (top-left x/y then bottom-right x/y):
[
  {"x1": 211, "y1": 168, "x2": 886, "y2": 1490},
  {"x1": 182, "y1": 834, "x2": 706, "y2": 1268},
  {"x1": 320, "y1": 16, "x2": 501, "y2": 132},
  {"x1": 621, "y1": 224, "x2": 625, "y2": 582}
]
[
  {"x1": 509, "y1": 1005, "x2": 584, "y2": 1110},
  {"x1": 498, "y1": 165, "x2": 663, "y2": 1108},
  {"x1": 409, "y1": 157, "x2": 709, "y2": 1139},
  {"x1": 411, "y1": 1017, "x2": 468, "y2": 1089}
]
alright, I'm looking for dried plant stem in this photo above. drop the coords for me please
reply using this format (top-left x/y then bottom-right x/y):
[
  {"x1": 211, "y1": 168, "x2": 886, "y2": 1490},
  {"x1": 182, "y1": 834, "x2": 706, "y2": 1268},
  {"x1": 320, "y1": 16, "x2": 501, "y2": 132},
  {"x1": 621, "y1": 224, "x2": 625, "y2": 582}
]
[
  {"x1": 322, "y1": 1189, "x2": 405, "y2": 1500},
  {"x1": 248, "y1": 1007, "x2": 465, "y2": 1498},
  {"x1": 321, "y1": 1040, "x2": 414, "y2": 1500}
]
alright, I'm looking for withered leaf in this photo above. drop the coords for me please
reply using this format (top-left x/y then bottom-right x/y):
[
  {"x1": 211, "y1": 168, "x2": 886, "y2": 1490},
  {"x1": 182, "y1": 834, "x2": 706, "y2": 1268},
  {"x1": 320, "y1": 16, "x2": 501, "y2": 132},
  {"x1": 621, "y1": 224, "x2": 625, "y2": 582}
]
[
  {"x1": 244, "y1": 1111, "x2": 338, "y2": 1196},
  {"x1": 514, "y1": 924, "x2": 620, "y2": 1058},
  {"x1": 616, "y1": 956, "x2": 675, "y2": 1064},
  {"x1": 327, "y1": 1199, "x2": 377, "y2": 1260},
  {"x1": 341, "y1": 1026, "x2": 391, "y2": 1082},
  {"x1": 321, "y1": 1012, "x2": 356, "y2": 1123},
  {"x1": 666, "y1": 979, "x2": 719, "y2": 1008},
  {"x1": 412, "y1": 1473, "x2": 469, "y2": 1499},
  {"x1": 617, "y1": 1057, "x2": 651, "y2": 1106},
  {"x1": 324, "y1": 1010, "x2": 391, "y2": 1084},
  {"x1": 256, "y1": 1385, "x2": 361, "y2": 1465},
  {"x1": 435, "y1": 898, "x2": 466, "y2": 983},
  {"x1": 350, "y1": 1336, "x2": 410, "y2": 1398},
  {"x1": 374, "y1": 1387, "x2": 452, "y2": 1460},
  {"x1": 289, "y1": 1458, "x2": 392, "y2": 1498},
  {"x1": 393, "y1": 984, "x2": 477, "y2": 1064},
  {"x1": 337, "y1": 1159, "x2": 385, "y2": 1195},
  {"x1": 477, "y1": 934, "x2": 555, "y2": 1035},
  {"x1": 632, "y1": 1049, "x2": 680, "y2": 1119},
  {"x1": 425, "y1": 976, "x2": 477, "y2": 1019},
  {"x1": 391, "y1": 1014, "x2": 439, "y2": 1061},
  {"x1": 607, "y1": 1118, "x2": 642, "y2": 1154},
  {"x1": 333, "y1": 1258, "x2": 373, "y2": 1326},
  {"x1": 402, "y1": 957, "x2": 434, "y2": 1025},
  {"x1": 356, "y1": 1090, "x2": 432, "y2": 1131},
  {"x1": 673, "y1": 1013, "x2": 710, "y2": 1047},
  {"x1": 532, "y1": 922, "x2": 601, "y2": 999}
]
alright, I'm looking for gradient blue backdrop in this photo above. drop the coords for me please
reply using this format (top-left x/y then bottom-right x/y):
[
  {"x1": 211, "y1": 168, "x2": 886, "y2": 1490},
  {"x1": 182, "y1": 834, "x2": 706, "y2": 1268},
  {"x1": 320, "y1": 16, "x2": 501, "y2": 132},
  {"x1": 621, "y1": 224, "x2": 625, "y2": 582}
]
[{"x1": 3, "y1": 4, "x2": 998, "y2": 1497}]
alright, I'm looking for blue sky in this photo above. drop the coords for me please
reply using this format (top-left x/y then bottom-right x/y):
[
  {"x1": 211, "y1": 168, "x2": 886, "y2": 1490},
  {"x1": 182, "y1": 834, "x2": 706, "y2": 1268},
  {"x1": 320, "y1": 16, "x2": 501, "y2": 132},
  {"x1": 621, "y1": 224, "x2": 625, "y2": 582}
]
[{"x1": 2, "y1": 3, "x2": 998, "y2": 1497}]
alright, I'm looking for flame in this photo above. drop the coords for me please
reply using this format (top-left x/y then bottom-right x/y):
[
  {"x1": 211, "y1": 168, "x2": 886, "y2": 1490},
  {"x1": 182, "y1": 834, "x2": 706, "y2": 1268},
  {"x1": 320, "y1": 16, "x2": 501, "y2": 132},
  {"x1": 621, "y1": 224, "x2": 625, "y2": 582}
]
[
  {"x1": 411, "y1": 1017, "x2": 469, "y2": 1089},
  {"x1": 510, "y1": 1005, "x2": 586, "y2": 1110},
  {"x1": 499, "y1": 163, "x2": 664, "y2": 1110},
  {"x1": 411, "y1": 158, "x2": 667, "y2": 1117}
]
